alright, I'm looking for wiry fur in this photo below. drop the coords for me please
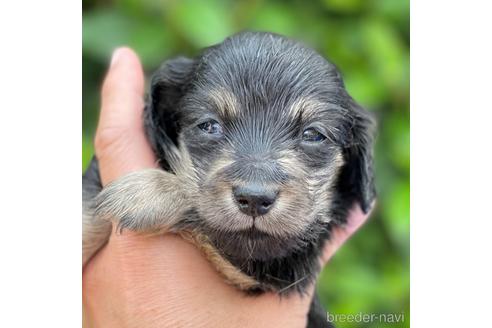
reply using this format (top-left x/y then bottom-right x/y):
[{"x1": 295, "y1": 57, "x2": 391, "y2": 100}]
[{"x1": 83, "y1": 32, "x2": 376, "y2": 327}]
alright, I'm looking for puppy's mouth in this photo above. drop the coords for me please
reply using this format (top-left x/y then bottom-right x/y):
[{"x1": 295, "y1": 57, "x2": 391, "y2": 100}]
[{"x1": 239, "y1": 221, "x2": 273, "y2": 239}]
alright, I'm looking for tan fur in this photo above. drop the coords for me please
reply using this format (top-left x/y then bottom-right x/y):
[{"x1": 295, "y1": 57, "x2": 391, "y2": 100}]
[
  {"x1": 287, "y1": 97, "x2": 325, "y2": 118},
  {"x1": 306, "y1": 151, "x2": 345, "y2": 221},
  {"x1": 206, "y1": 157, "x2": 234, "y2": 179},
  {"x1": 94, "y1": 169, "x2": 188, "y2": 230},
  {"x1": 178, "y1": 230, "x2": 261, "y2": 290},
  {"x1": 277, "y1": 149, "x2": 307, "y2": 176},
  {"x1": 208, "y1": 88, "x2": 241, "y2": 116}
]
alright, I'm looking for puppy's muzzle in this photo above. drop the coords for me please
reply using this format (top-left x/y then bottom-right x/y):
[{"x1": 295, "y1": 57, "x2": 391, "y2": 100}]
[{"x1": 233, "y1": 184, "x2": 279, "y2": 217}]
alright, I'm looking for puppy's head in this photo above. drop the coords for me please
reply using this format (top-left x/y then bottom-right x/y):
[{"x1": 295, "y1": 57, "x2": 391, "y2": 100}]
[{"x1": 145, "y1": 32, "x2": 375, "y2": 261}]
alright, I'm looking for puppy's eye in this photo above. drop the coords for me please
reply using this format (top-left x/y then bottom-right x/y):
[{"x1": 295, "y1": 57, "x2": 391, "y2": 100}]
[
  {"x1": 198, "y1": 120, "x2": 223, "y2": 135},
  {"x1": 302, "y1": 128, "x2": 327, "y2": 142}
]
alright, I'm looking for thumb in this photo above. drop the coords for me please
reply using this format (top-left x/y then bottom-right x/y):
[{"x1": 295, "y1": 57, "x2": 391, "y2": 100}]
[{"x1": 95, "y1": 47, "x2": 157, "y2": 186}]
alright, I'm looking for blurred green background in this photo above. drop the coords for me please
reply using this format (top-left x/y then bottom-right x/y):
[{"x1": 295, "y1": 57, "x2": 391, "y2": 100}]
[{"x1": 83, "y1": 0, "x2": 409, "y2": 327}]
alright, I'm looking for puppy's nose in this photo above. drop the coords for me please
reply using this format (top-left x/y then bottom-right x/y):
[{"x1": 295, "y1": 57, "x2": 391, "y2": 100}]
[{"x1": 233, "y1": 185, "x2": 278, "y2": 217}]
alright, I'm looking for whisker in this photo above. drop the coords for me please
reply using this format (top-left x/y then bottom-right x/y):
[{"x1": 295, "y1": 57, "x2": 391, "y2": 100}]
[{"x1": 278, "y1": 275, "x2": 309, "y2": 294}]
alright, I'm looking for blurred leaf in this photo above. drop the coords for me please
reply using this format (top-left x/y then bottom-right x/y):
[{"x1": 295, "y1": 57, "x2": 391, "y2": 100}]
[
  {"x1": 362, "y1": 18, "x2": 409, "y2": 94},
  {"x1": 83, "y1": 9, "x2": 172, "y2": 68},
  {"x1": 323, "y1": 20, "x2": 366, "y2": 67},
  {"x1": 322, "y1": 0, "x2": 366, "y2": 13},
  {"x1": 117, "y1": 0, "x2": 166, "y2": 17},
  {"x1": 167, "y1": 0, "x2": 234, "y2": 48},
  {"x1": 82, "y1": 134, "x2": 94, "y2": 171},
  {"x1": 83, "y1": 9, "x2": 131, "y2": 58},
  {"x1": 382, "y1": 180, "x2": 410, "y2": 251},
  {"x1": 248, "y1": 3, "x2": 298, "y2": 37},
  {"x1": 344, "y1": 69, "x2": 387, "y2": 108},
  {"x1": 385, "y1": 114, "x2": 410, "y2": 171},
  {"x1": 372, "y1": 0, "x2": 410, "y2": 26}
]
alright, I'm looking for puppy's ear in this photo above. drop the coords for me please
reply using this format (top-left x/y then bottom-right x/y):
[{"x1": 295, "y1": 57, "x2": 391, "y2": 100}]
[
  {"x1": 144, "y1": 57, "x2": 196, "y2": 171},
  {"x1": 339, "y1": 98, "x2": 377, "y2": 213}
]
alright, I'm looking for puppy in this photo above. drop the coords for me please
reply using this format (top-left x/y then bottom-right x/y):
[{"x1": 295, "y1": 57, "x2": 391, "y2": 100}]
[{"x1": 83, "y1": 31, "x2": 376, "y2": 327}]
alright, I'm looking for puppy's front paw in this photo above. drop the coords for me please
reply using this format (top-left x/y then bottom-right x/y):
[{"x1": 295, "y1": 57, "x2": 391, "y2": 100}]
[{"x1": 94, "y1": 169, "x2": 186, "y2": 233}]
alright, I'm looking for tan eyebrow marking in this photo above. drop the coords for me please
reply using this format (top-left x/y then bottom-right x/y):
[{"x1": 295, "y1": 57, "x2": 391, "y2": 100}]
[
  {"x1": 208, "y1": 88, "x2": 241, "y2": 116},
  {"x1": 287, "y1": 97, "x2": 324, "y2": 118}
]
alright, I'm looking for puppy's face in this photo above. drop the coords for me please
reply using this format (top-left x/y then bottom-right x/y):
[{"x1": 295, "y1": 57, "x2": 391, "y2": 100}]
[{"x1": 146, "y1": 32, "x2": 375, "y2": 261}]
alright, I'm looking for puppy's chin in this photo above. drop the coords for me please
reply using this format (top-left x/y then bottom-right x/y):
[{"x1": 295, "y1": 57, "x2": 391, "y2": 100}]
[{"x1": 205, "y1": 224, "x2": 306, "y2": 261}]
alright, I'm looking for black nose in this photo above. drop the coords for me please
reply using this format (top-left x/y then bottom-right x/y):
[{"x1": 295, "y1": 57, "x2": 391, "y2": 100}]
[{"x1": 233, "y1": 185, "x2": 278, "y2": 217}]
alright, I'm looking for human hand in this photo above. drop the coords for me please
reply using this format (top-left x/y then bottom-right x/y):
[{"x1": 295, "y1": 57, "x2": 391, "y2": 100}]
[{"x1": 82, "y1": 47, "x2": 371, "y2": 328}]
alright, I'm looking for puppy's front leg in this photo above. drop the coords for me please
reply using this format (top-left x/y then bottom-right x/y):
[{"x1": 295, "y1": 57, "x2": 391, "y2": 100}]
[{"x1": 94, "y1": 169, "x2": 188, "y2": 234}]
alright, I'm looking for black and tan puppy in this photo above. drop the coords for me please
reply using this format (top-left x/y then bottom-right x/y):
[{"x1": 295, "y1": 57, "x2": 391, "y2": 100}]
[{"x1": 83, "y1": 31, "x2": 376, "y2": 327}]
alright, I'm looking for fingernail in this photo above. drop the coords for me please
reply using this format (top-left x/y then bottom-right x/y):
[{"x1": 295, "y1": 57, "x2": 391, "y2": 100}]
[{"x1": 110, "y1": 48, "x2": 123, "y2": 67}]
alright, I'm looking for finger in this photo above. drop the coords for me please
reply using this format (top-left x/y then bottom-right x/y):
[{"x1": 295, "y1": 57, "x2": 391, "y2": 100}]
[
  {"x1": 320, "y1": 202, "x2": 373, "y2": 265},
  {"x1": 95, "y1": 47, "x2": 157, "y2": 185},
  {"x1": 99, "y1": 47, "x2": 144, "y2": 131}
]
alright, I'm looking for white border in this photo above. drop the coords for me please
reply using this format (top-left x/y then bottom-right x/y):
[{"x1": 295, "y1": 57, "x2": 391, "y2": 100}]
[
  {"x1": 0, "y1": 1, "x2": 81, "y2": 326},
  {"x1": 411, "y1": 0, "x2": 492, "y2": 326}
]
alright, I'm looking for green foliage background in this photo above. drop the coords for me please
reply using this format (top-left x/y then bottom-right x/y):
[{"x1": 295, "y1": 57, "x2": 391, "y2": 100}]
[{"x1": 83, "y1": 1, "x2": 409, "y2": 327}]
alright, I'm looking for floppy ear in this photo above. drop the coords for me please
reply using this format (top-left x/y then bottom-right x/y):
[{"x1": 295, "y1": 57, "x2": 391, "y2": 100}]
[
  {"x1": 338, "y1": 98, "x2": 377, "y2": 213},
  {"x1": 144, "y1": 57, "x2": 196, "y2": 171}
]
